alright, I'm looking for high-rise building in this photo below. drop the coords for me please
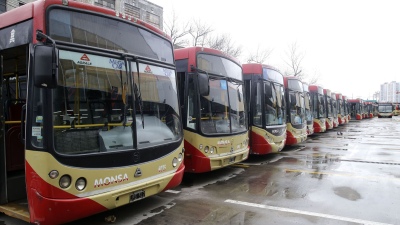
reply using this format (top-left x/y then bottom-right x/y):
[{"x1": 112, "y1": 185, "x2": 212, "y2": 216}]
[
  {"x1": 1, "y1": 0, "x2": 163, "y2": 30},
  {"x1": 380, "y1": 81, "x2": 400, "y2": 103}
]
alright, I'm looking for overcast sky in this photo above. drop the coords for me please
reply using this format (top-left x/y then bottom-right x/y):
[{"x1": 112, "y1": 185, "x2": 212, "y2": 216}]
[{"x1": 150, "y1": 0, "x2": 400, "y2": 100}]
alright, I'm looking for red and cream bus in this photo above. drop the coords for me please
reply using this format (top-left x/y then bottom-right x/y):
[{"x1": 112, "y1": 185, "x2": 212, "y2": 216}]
[
  {"x1": 283, "y1": 76, "x2": 307, "y2": 145},
  {"x1": 243, "y1": 64, "x2": 286, "y2": 154},
  {"x1": 0, "y1": 1, "x2": 185, "y2": 224},
  {"x1": 323, "y1": 89, "x2": 334, "y2": 129},
  {"x1": 303, "y1": 82, "x2": 314, "y2": 135},
  {"x1": 336, "y1": 93, "x2": 346, "y2": 125},
  {"x1": 349, "y1": 98, "x2": 364, "y2": 120},
  {"x1": 342, "y1": 95, "x2": 350, "y2": 123},
  {"x1": 175, "y1": 47, "x2": 249, "y2": 172},
  {"x1": 331, "y1": 92, "x2": 339, "y2": 127},
  {"x1": 309, "y1": 85, "x2": 326, "y2": 133}
]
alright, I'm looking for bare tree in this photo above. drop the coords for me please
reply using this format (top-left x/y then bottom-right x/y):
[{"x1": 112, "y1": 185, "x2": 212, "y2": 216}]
[
  {"x1": 206, "y1": 33, "x2": 242, "y2": 58},
  {"x1": 284, "y1": 42, "x2": 305, "y2": 79},
  {"x1": 246, "y1": 45, "x2": 273, "y2": 64},
  {"x1": 307, "y1": 70, "x2": 320, "y2": 84},
  {"x1": 163, "y1": 9, "x2": 192, "y2": 47},
  {"x1": 189, "y1": 19, "x2": 213, "y2": 46}
]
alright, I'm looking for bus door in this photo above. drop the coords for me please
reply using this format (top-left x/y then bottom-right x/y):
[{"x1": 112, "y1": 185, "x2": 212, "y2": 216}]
[{"x1": 0, "y1": 45, "x2": 28, "y2": 204}]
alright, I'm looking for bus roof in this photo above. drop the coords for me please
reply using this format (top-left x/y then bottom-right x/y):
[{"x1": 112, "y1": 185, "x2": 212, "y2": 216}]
[
  {"x1": 242, "y1": 63, "x2": 281, "y2": 75},
  {"x1": 348, "y1": 99, "x2": 363, "y2": 103},
  {"x1": 323, "y1": 88, "x2": 331, "y2": 96},
  {"x1": 174, "y1": 46, "x2": 241, "y2": 64},
  {"x1": 0, "y1": 0, "x2": 169, "y2": 41}
]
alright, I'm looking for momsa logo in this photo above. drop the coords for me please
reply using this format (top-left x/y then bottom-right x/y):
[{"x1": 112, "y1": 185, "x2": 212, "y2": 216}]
[
  {"x1": 94, "y1": 173, "x2": 129, "y2": 188},
  {"x1": 77, "y1": 54, "x2": 92, "y2": 66}
]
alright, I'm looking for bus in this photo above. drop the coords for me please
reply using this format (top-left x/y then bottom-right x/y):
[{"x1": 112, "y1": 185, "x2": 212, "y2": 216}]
[
  {"x1": 243, "y1": 64, "x2": 286, "y2": 154},
  {"x1": 336, "y1": 93, "x2": 345, "y2": 125},
  {"x1": 309, "y1": 85, "x2": 326, "y2": 133},
  {"x1": 342, "y1": 95, "x2": 350, "y2": 123},
  {"x1": 331, "y1": 92, "x2": 339, "y2": 127},
  {"x1": 303, "y1": 82, "x2": 314, "y2": 135},
  {"x1": 283, "y1": 76, "x2": 307, "y2": 145},
  {"x1": 174, "y1": 47, "x2": 249, "y2": 172},
  {"x1": 364, "y1": 101, "x2": 374, "y2": 118},
  {"x1": 323, "y1": 89, "x2": 334, "y2": 129},
  {"x1": 377, "y1": 102, "x2": 394, "y2": 118},
  {"x1": 348, "y1": 99, "x2": 363, "y2": 120},
  {"x1": 0, "y1": 1, "x2": 185, "y2": 224}
]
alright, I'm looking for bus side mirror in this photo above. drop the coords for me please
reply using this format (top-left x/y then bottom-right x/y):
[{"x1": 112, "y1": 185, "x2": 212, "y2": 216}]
[
  {"x1": 33, "y1": 44, "x2": 58, "y2": 88},
  {"x1": 198, "y1": 72, "x2": 209, "y2": 96}
]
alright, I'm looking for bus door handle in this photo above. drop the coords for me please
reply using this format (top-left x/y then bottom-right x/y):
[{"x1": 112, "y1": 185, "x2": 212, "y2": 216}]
[{"x1": 20, "y1": 104, "x2": 26, "y2": 143}]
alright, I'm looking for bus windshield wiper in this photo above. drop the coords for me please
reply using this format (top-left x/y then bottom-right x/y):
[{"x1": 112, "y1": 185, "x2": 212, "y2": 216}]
[{"x1": 134, "y1": 60, "x2": 144, "y2": 129}]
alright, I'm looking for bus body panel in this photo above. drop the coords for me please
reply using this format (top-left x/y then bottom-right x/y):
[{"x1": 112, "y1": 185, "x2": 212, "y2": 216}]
[
  {"x1": 183, "y1": 130, "x2": 249, "y2": 173},
  {"x1": 25, "y1": 149, "x2": 184, "y2": 224},
  {"x1": 285, "y1": 123, "x2": 307, "y2": 145},
  {"x1": 249, "y1": 125, "x2": 286, "y2": 154},
  {"x1": 313, "y1": 118, "x2": 326, "y2": 133}
]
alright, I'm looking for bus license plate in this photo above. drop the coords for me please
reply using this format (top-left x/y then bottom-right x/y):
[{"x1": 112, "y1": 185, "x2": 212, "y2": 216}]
[{"x1": 130, "y1": 190, "x2": 145, "y2": 202}]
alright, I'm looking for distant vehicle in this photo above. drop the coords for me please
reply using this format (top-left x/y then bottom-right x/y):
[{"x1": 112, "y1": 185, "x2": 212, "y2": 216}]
[
  {"x1": 309, "y1": 85, "x2": 326, "y2": 132},
  {"x1": 175, "y1": 47, "x2": 249, "y2": 173},
  {"x1": 303, "y1": 82, "x2": 314, "y2": 135},
  {"x1": 283, "y1": 76, "x2": 307, "y2": 145},
  {"x1": 348, "y1": 99, "x2": 364, "y2": 120},
  {"x1": 364, "y1": 101, "x2": 374, "y2": 118},
  {"x1": 323, "y1": 89, "x2": 334, "y2": 129},
  {"x1": 243, "y1": 64, "x2": 286, "y2": 154},
  {"x1": 0, "y1": 0, "x2": 185, "y2": 224},
  {"x1": 377, "y1": 102, "x2": 394, "y2": 118},
  {"x1": 331, "y1": 92, "x2": 339, "y2": 127}
]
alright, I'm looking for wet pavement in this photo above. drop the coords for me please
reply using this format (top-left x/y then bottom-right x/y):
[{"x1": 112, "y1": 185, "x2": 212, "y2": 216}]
[{"x1": 2, "y1": 117, "x2": 400, "y2": 225}]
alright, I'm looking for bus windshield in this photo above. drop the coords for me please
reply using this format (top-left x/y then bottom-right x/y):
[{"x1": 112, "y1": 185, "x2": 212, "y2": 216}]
[
  {"x1": 200, "y1": 78, "x2": 246, "y2": 134},
  {"x1": 326, "y1": 96, "x2": 333, "y2": 117},
  {"x1": 264, "y1": 81, "x2": 285, "y2": 126},
  {"x1": 304, "y1": 92, "x2": 313, "y2": 122},
  {"x1": 317, "y1": 94, "x2": 325, "y2": 118},
  {"x1": 49, "y1": 8, "x2": 173, "y2": 63},
  {"x1": 52, "y1": 50, "x2": 181, "y2": 154},
  {"x1": 288, "y1": 91, "x2": 305, "y2": 125},
  {"x1": 379, "y1": 105, "x2": 393, "y2": 113}
]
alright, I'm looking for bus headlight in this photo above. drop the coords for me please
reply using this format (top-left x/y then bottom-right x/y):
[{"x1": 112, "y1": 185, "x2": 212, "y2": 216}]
[
  {"x1": 210, "y1": 146, "x2": 215, "y2": 154},
  {"x1": 172, "y1": 157, "x2": 178, "y2": 167},
  {"x1": 178, "y1": 153, "x2": 183, "y2": 162},
  {"x1": 49, "y1": 170, "x2": 59, "y2": 179},
  {"x1": 59, "y1": 175, "x2": 71, "y2": 189},
  {"x1": 75, "y1": 178, "x2": 86, "y2": 191},
  {"x1": 204, "y1": 146, "x2": 209, "y2": 153}
]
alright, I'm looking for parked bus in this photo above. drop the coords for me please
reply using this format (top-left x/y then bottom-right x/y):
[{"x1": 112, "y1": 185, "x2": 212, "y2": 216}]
[
  {"x1": 349, "y1": 99, "x2": 363, "y2": 120},
  {"x1": 309, "y1": 85, "x2": 326, "y2": 133},
  {"x1": 283, "y1": 76, "x2": 307, "y2": 145},
  {"x1": 336, "y1": 93, "x2": 345, "y2": 125},
  {"x1": 323, "y1": 89, "x2": 334, "y2": 129},
  {"x1": 175, "y1": 47, "x2": 249, "y2": 172},
  {"x1": 377, "y1": 102, "x2": 394, "y2": 118},
  {"x1": 342, "y1": 95, "x2": 350, "y2": 123},
  {"x1": 331, "y1": 92, "x2": 339, "y2": 127},
  {"x1": 303, "y1": 82, "x2": 314, "y2": 135},
  {"x1": 0, "y1": 1, "x2": 185, "y2": 224},
  {"x1": 243, "y1": 64, "x2": 286, "y2": 154},
  {"x1": 364, "y1": 101, "x2": 374, "y2": 118}
]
